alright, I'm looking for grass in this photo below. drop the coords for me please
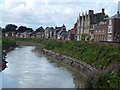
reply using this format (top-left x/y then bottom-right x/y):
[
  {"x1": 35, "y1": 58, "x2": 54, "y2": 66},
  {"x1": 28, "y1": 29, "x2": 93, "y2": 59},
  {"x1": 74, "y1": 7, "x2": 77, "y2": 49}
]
[
  {"x1": 13, "y1": 38, "x2": 120, "y2": 70},
  {"x1": 2, "y1": 37, "x2": 16, "y2": 50}
]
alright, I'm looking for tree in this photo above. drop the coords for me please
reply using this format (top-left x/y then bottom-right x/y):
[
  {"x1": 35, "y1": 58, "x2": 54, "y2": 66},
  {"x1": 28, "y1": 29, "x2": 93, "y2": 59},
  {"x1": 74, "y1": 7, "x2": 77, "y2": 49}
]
[
  {"x1": 35, "y1": 26, "x2": 44, "y2": 32},
  {"x1": 0, "y1": 27, "x2": 2, "y2": 30},
  {"x1": 50, "y1": 27, "x2": 54, "y2": 29},
  {"x1": 105, "y1": 15, "x2": 109, "y2": 18},
  {"x1": 17, "y1": 26, "x2": 27, "y2": 32},
  {"x1": 81, "y1": 33, "x2": 87, "y2": 40},
  {"x1": 17, "y1": 26, "x2": 34, "y2": 32},
  {"x1": 2, "y1": 28, "x2": 6, "y2": 33},
  {"x1": 5, "y1": 24, "x2": 17, "y2": 32}
]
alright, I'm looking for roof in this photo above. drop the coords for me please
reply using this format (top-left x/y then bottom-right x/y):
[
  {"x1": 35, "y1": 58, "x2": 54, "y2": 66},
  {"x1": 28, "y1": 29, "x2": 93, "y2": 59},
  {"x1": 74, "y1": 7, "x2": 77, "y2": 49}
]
[
  {"x1": 98, "y1": 21, "x2": 106, "y2": 25},
  {"x1": 57, "y1": 30, "x2": 63, "y2": 34},
  {"x1": 36, "y1": 32, "x2": 43, "y2": 34},
  {"x1": 95, "y1": 12, "x2": 103, "y2": 15},
  {"x1": 61, "y1": 31, "x2": 68, "y2": 36},
  {"x1": 111, "y1": 12, "x2": 120, "y2": 19}
]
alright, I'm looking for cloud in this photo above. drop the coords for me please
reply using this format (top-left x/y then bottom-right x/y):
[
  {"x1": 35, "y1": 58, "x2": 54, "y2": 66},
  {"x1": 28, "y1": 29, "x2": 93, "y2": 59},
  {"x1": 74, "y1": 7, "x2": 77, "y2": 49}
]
[
  {"x1": 0, "y1": 0, "x2": 119, "y2": 30},
  {"x1": 95, "y1": 2, "x2": 118, "y2": 16}
]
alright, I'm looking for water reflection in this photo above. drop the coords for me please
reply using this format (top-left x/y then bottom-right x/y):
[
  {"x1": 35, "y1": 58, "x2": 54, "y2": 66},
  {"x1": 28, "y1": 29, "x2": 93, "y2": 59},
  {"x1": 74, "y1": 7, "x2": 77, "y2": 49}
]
[{"x1": 2, "y1": 46, "x2": 77, "y2": 88}]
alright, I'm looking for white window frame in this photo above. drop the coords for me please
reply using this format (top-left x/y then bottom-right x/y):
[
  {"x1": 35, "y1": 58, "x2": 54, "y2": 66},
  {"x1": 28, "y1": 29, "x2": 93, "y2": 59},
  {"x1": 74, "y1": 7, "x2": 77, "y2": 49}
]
[
  {"x1": 109, "y1": 19, "x2": 112, "y2": 25},
  {"x1": 107, "y1": 35, "x2": 112, "y2": 41},
  {"x1": 108, "y1": 26, "x2": 112, "y2": 33}
]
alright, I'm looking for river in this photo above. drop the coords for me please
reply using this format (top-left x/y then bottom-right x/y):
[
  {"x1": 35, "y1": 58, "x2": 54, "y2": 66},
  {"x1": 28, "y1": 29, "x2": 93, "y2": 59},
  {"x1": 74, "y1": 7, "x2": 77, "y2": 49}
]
[{"x1": 1, "y1": 46, "x2": 85, "y2": 88}]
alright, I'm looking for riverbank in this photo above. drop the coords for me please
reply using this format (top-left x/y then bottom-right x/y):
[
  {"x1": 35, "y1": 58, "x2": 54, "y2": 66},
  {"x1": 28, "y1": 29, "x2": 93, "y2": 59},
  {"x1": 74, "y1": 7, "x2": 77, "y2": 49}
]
[
  {"x1": 2, "y1": 46, "x2": 79, "y2": 88},
  {"x1": 1, "y1": 38, "x2": 17, "y2": 71},
  {"x1": 8, "y1": 38, "x2": 120, "y2": 88},
  {"x1": 16, "y1": 41, "x2": 88, "y2": 87},
  {"x1": 14, "y1": 38, "x2": 120, "y2": 69},
  {"x1": 16, "y1": 41, "x2": 97, "y2": 76}
]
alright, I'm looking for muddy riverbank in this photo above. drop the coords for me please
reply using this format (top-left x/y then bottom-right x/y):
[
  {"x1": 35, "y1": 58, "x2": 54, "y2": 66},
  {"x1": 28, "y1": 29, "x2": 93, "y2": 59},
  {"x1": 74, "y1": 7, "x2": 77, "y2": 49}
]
[{"x1": 1, "y1": 46, "x2": 17, "y2": 71}]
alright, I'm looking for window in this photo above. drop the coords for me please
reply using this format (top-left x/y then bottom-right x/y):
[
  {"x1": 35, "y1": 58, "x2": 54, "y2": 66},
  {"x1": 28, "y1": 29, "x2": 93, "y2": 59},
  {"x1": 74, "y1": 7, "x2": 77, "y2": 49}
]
[
  {"x1": 97, "y1": 29, "x2": 99, "y2": 32},
  {"x1": 96, "y1": 29, "x2": 98, "y2": 32},
  {"x1": 99, "y1": 29, "x2": 101, "y2": 32},
  {"x1": 107, "y1": 35, "x2": 112, "y2": 41},
  {"x1": 103, "y1": 29, "x2": 104, "y2": 32},
  {"x1": 109, "y1": 19, "x2": 112, "y2": 25},
  {"x1": 108, "y1": 26, "x2": 112, "y2": 33}
]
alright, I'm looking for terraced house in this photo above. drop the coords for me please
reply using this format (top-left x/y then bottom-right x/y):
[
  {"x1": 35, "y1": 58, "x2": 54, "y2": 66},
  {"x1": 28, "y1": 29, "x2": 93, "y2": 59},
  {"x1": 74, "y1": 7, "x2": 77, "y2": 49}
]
[
  {"x1": 94, "y1": 21, "x2": 107, "y2": 42},
  {"x1": 76, "y1": 9, "x2": 107, "y2": 41},
  {"x1": 44, "y1": 27, "x2": 54, "y2": 39},
  {"x1": 106, "y1": 11, "x2": 120, "y2": 42},
  {"x1": 68, "y1": 23, "x2": 77, "y2": 41}
]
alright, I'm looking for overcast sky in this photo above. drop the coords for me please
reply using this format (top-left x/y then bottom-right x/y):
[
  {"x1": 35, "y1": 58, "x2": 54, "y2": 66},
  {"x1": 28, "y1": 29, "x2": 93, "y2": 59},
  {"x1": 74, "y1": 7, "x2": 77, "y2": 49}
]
[{"x1": 0, "y1": 0, "x2": 120, "y2": 30}]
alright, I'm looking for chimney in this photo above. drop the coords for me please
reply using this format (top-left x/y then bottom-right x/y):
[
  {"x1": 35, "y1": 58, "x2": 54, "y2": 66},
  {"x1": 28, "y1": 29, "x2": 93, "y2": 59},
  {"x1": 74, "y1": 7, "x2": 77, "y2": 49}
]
[
  {"x1": 89, "y1": 10, "x2": 94, "y2": 15},
  {"x1": 102, "y1": 8, "x2": 105, "y2": 13},
  {"x1": 118, "y1": 1, "x2": 120, "y2": 14}
]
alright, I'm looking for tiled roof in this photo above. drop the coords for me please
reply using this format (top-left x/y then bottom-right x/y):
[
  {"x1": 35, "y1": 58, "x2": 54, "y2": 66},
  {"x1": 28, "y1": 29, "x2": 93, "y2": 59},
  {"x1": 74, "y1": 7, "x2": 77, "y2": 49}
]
[{"x1": 111, "y1": 12, "x2": 120, "y2": 18}]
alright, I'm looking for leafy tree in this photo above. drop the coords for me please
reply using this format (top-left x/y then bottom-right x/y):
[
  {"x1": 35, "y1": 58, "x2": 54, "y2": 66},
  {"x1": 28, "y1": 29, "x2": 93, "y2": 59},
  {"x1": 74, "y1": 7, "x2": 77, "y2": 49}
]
[
  {"x1": 46, "y1": 27, "x2": 49, "y2": 29},
  {"x1": 2, "y1": 28, "x2": 6, "y2": 33},
  {"x1": 35, "y1": 26, "x2": 44, "y2": 32},
  {"x1": 81, "y1": 33, "x2": 87, "y2": 40},
  {"x1": 17, "y1": 26, "x2": 33, "y2": 32},
  {"x1": 4, "y1": 24, "x2": 17, "y2": 32},
  {"x1": 0, "y1": 27, "x2": 2, "y2": 30},
  {"x1": 105, "y1": 15, "x2": 109, "y2": 18},
  {"x1": 50, "y1": 27, "x2": 54, "y2": 29},
  {"x1": 17, "y1": 26, "x2": 27, "y2": 32}
]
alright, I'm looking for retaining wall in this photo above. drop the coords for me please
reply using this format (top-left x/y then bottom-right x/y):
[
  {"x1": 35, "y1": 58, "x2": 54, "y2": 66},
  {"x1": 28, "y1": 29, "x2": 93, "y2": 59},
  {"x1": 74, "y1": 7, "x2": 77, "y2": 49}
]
[{"x1": 42, "y1": 49, "x2": 97, "y2": 77}]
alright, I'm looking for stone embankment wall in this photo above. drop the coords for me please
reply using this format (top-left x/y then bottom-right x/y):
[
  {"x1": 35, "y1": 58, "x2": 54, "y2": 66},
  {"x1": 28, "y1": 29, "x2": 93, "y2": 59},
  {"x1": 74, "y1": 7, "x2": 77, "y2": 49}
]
[
  {"x1": 16, "y1": 41, "x2": 97, "y2": 77},
  {"x1": 42, "y1": 49, "x2": 97, "y2": 77}
]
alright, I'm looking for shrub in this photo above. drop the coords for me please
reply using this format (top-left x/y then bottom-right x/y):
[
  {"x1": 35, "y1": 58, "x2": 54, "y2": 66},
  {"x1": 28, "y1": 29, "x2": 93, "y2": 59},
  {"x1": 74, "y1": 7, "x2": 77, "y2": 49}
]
[
  {"x1": 86, "y1": 64, "x2": 120, "y2": 88},
  {"x1": 2, "y1": 37, "x2": 16, "y2": 50}
]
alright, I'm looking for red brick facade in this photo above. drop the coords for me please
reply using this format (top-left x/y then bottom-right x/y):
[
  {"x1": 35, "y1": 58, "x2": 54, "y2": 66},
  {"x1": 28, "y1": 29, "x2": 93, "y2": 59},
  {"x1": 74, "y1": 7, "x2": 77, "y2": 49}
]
[
  {"x1": 106, "y1": 17, "x2": 120, "y2": 42},
  {"x1": 94, "y1": 22, "x2": 107, "y2": 42}
]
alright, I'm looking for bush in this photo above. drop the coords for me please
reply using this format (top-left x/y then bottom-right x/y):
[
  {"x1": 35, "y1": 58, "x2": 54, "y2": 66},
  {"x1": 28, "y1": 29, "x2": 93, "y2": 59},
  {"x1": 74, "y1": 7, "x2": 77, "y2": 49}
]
[
  {"x1": 86, "y1": 64, "x2": 120, "y2": 88},
  {"x1": 2, "y1": 37, "x2": 16, "y2": 50}
]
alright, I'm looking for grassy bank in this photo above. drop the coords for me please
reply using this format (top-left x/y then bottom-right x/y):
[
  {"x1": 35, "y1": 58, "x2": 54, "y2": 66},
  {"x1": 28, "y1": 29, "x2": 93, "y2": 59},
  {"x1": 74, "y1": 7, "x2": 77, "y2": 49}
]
[
  {"x1": 14, "y1": 38, "x2": 120, "y2": 88},
  {"x1": 2, "y1": 37, "x2": 16, "y2": 50},
  {"x1": 1, "y1": 38, "x2": 16, "y2": 71},
  {"x1": 14, "y1": 38, "x2": 119, "y2": 69}
]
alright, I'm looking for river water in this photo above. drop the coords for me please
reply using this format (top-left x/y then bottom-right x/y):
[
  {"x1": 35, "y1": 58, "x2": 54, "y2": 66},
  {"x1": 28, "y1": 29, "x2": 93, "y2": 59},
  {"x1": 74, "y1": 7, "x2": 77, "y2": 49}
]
[{"x1": 1, "y1": 46, "x2": 84, "y2": 88}]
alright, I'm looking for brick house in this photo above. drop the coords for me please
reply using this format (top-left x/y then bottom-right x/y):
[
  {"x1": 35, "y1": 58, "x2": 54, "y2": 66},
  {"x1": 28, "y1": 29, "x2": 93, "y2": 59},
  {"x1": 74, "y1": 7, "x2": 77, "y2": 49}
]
[
  {"x1": 56, "y1": 25, "x2": 66, "y2": 40},
  {"x1": 94, "y1": 22, "x2": 107, "y2": 42},
  {"x1": 68, "y1": 23, "x2": 77, "y2": 40},
  {"x1": 106, "y1": 12, "x2": 120, "y2": 42},
  {"x1": 36, "y1": 32, "x2": 44, "y2": 38},
  {"x1": 5, "y1": 32, "x2": 12, "y2": 37}
]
